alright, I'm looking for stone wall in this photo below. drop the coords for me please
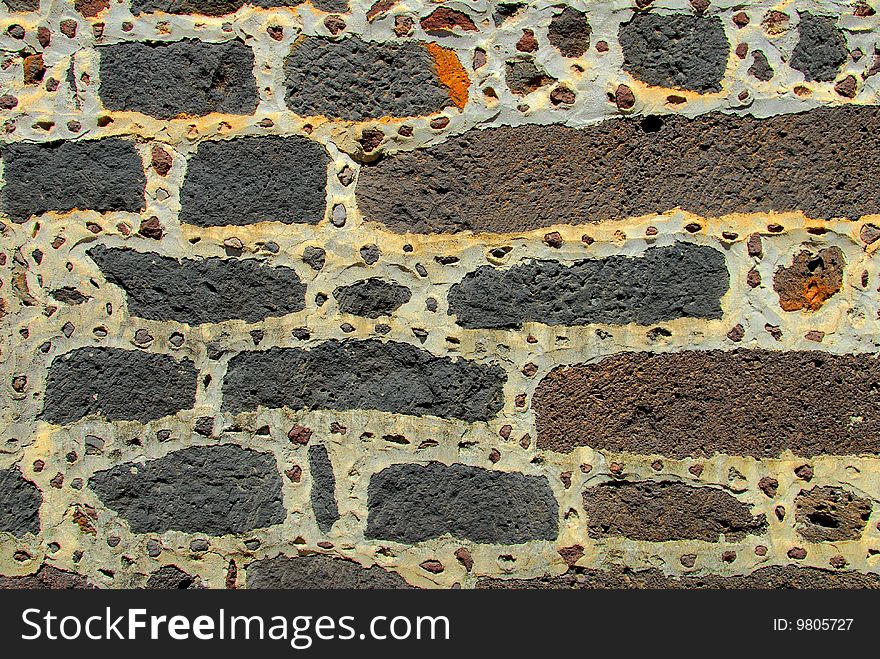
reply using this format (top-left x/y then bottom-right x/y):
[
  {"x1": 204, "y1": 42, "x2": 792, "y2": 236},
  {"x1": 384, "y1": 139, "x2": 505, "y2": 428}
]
[{"x1": 1, "y1": 0, "x2": 880, "y2": 589}]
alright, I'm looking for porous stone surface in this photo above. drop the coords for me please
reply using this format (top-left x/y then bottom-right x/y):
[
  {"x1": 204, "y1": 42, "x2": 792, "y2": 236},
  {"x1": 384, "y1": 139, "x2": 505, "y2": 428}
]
[
  {"x1": 179, "y1": 135, "x2": 329, "y2": 227},
  {"x1": 618, "y1": 13, "x2": 729, "y2": 92},
  {"x1": 223, "y1": 340, "x2": 506, "y2": 422},
  {"x1": 795, "y1": 486, "x2": 872, "y2": 542},
  {"x1": 99, "y1": 39, "x2": 258, "y2": 119},
  {"x1": 548, "y1": 7, "x2": 590, "y2": 58},
  {"x1": 358, "y1": 107, "x2": 880, "y2": 233},
  {"x1": 308, "y1": 445, "x2": 339, "y2": 533},
  {"x1": 366, "y1": 462, "x2": 558, "y2": 543},
  {"x1": 42, "y1": 347, "x2": 198, "y2": 425},
  {"x1": 773, "y1": 246, "x2": 845, "y2": 312},
  {"x1": 0, "y1": 139, "x2": 145, "y2": 222},
  {"x1": 284, "y1": 37, "x2": 462, "y2": 120},
  {"x1": 89, "y1": 445, "x2": 285, "y2": 534},
  {"x1": 583, "y1": 481, "x2": 767, "y2": 542},
  {"x1": 334, "y1": 278, "x2": 412, "y2": 318},
  {"x1": 247, "y1": 555, "x2": 412, "y2": 588},
  {"x1": 0, "y1": 467, "x2": 41, "y2": 537},
  {"x1": 790, "y1": 13, "x2": 848, "y2": 82},
  {"x1": 88, "y1": 245, "x2": 306, "y2": 324},
  {"x1": 132, "y1": 0, "x2": 348, "y2": 15},
  {"x1": 448, "y1": 243, "x2": 727, "y2": 329},
  {"x1": 3, "y1": 1, "x2": 880, "y2": 591},
  {"x1": 145, "y1": 565, "x2": 201, "y2": 589},
  {"x1": 477, "y1": 565, "x2": 880, "y2": 589},
  {"x1": 0, "y1": 565, "x2": 95, "y2": 589},
  {"x1": 534, "y1": 350, "x2": 880, "y2": 458}
]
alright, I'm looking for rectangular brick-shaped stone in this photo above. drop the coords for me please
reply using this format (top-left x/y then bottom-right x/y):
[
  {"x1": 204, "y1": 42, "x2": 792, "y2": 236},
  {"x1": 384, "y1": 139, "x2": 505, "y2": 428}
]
[
  {"x1": 89, "y1": 445, "x2": 285, "y2": 535},
  {"x1": 366, "y1": 462, "x2": 558, "y2": 544},
  {"x1": 583, "y1": 481, "x2": 766, "y2": 542},
  {"x1": 222, "y1": 340, "x2": 506, "y2": 422},
  {"x1": 0, "y1": 468, "x2": 41, "y2": 537},
  {"x1": 131, "y1": 0, "x2": 348, "y2": 15},
  {"x1": 246, "y1": 555, "x2": 412, "y2": 589},
  {"x1": 357, "y1": 106, "x2": 880, "y2": 233},
  {"x1": 534, "y1": 350, "x2": 880, "y2": 458},
  {"x1": 98, "y1": 39, "x2": 258, "y2": 119},
  {"x1": 88, "y1": 245, "x2": 306, "y2": 324},
  {"x1": 448, "y1": 243, "x2": 728, "y2": 329},
  {"x1": 284, "y1": 37, "x2": 467, "y2": 120},
  {"x1": 0, "y1": 138, "x2": 145, "y2": 222},
  {"x1": 179, "y1": 136, "x2": 328, "y2": 227},
  {"x1": 477, "y1": 566, "x2": 880, "y2": 589},
  {"x1": 41, "y1": 347, "x2": 198, "y2": 425}
]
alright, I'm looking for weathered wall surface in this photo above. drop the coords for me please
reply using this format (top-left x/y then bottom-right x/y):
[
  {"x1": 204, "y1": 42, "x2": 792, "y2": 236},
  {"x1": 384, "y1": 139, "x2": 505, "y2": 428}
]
[{"x1": 1, "y1": 0, "x2": 880, "y2": 589}]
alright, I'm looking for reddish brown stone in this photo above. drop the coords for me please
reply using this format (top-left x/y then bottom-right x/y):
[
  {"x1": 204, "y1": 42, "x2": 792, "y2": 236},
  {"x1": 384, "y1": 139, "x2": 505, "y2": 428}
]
[
  {"x1": 367, "y1": 0, "x2": 398, "y2": 21},
  {"x1": 0, "y1": 565, "x2": 95, "y2": 589},
  {"x1": 835, "y1": 75, "x2": 858, "y2": 98},
  {"x1": 788, "y1": 547, "x2": 807, "y2": 560},
  {"x1": 773, "y1": 246, "x2": 845, "y2": 312},
  {"x1": 758, "y1": 477, "x2": 778, "y2": 498},
  {"x1": 23, "y1": 54, "x2": 45, "y2": 85},
  {"x1": 324, "y1": 15, "x2": 346, "y2": 36},
  {"x1": 558, "y1": 545, "x2": 584, "y2": 567},
  {"x1": 762, "y1": 10, "x2": 789, "y2": 35},
  {"x1": 582, "y1": 480, "x2": 766, "y2": 542},
  {"x1": 420, "y1": 7, "x2": 477, "y2": 33},
  {"x1": 138, "y1": 216, "x2": 163, "y2": 240},
  {"x1": 394, "y1": 15, "x2": 414, "y2": 37},
  {"x1": 732, "y1": 11, "x2": 750, "y2": 27},
  {"x1": 614, "y1": 84, "x2": 635, "y2": 110},
  {"x1": 420, "y1": 559, "x2": 444, "y2": 574},
  {"x1": 59, "y1": 19, "x2": 78, "y2": 38},
  {"x1": 151, "y1": 145, "x2": 173, "y2": 176},
  {"x1": 516, "y1": 29, "x2": 539, "y2": 53},
  {"x1": 288, "y1": 426, "x2": 312, "y2": 445},
  {"x1": 534, "y1": 350, "x2": 880, "y2": 458},
  {"x1": 478, "y1": 565, "x2": 880, "y2": 589},
  {"x1": 74, "y1": 0, "x2": 109, "y2": 17},
  {"x1": 454, "y1": 547, "x2": 473, "y2": 571},
  {"x1": 795, "y1": 486, "x2": 872, "y2": 542}
]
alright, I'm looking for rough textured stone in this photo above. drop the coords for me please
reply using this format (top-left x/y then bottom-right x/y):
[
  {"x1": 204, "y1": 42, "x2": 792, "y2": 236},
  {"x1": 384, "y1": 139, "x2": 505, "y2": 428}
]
[
  {"x1": 366, "y1": 462, "x2": 558, "y2": 543},
  {"x1": 583, "y1": 481, "x2": 766, "y2": 542},
  {"x1": 2, "y1": 0, "x2": 39, "y2": 10},
  {"x1": 132, "y1": 0, "x2": 347, "y2": 15},
  {"x1": 358, "y1": 107, "x2": 880, "y2": 232},
  {"x1": 790, "y1": 13, "x2": 847, "y2": 82},
  {"x1": 88, "y1": 245, "x2": 306, "y2": 324},
  {"x1": 0, "y1": 565, "x2": 94, "y2": 589},
  {"x1": 89, "y1": 445, "x2": 285, "y2": 534},
  {"x1": 618, "y1": 13, "x2": 729, "y2": 92},
  {"x1": 0, "y1": 467, "x2": 41, "y2": 537},
  {"x1": 447, "y1": 243, "x2": 727, "y2": 329},
  {"x1": 179, "y1": 136, "x2": 328, "y2": 227},
  {"x1": 98, "y1": 39, "x2": 258, "y2": 119},
  {"x1": 0, "y1": 139, "x2": 145, "y2": 222},
  {"x1": 533, "y1": 350, "x2": 880, "y2": 458},
  {"x1": 773, "y1": 246, "x2": 845, "y2": 312},
  {"x1": 145, "y1": 565, "x2": 200, "y2": 589},
  {"x1": 247, "y1": 555, "x2": 412, "y2": 589},
  {"x1": 308, "y1": 445, "x2": 339, "y2": 533},
  {"x1": 795, "y1": 486, "x2": 872, "y2": 542},
  {"x1": 749, "y1": 50, "x2": 774, "y2": 81},
  {"x1": 223, "y1": 340, "x2": 506, "y2": 422},
  {"x1": 505, "y1": 56, "x2": 556, "y2": 95},
  {"x1": 477, "y1": 565, "x2": 880, "y2": 589},
  {"x1": 284, "y1": 37, "x2": 462, "y2": 120},
  {"x1": 42, "y1": 347, "x2": 198, "y2": 425},
  {"x1": 334, "y1": 278, "x2": 412, "y2": 318},
  {"x1": 547, "y1": 7, "x2": 590, "y2": 58}
]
